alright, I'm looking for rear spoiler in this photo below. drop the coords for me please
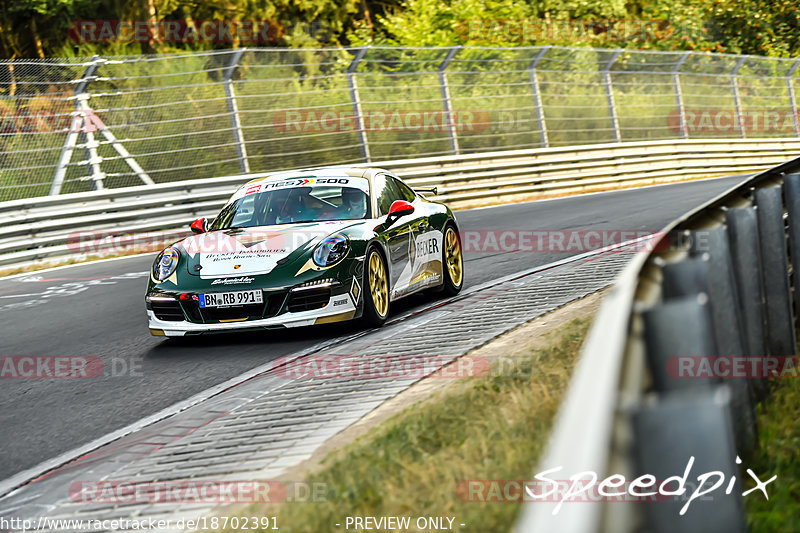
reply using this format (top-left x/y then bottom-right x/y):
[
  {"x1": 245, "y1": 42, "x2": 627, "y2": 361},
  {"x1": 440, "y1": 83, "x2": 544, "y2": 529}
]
[{"x1": 415, "y1": 187, "x2": 438, "y2": 196}]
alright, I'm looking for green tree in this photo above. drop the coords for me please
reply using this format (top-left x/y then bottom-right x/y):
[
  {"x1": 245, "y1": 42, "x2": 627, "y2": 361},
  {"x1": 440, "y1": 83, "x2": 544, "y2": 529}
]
[
  {"x1": 706, "y1": 0, "x2": 800, "y2": 57},
  {"x1": 645, "y1": 0, "x2": 800, "y2": 56},
  {"x1": 354, "y1": 0, "x2": 663, "y2": 48}
]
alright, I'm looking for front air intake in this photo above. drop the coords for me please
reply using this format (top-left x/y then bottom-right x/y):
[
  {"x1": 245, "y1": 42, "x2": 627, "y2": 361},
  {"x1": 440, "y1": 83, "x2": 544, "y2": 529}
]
[{"x1": 287, "y1": 287, "x2": 331, "y2": 313}]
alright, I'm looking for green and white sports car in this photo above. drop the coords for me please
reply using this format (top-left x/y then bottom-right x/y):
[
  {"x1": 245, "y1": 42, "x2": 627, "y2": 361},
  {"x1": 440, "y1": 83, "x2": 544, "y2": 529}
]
[{"x1": 145, "y1": 167, "x2": 464, "y2": 336}]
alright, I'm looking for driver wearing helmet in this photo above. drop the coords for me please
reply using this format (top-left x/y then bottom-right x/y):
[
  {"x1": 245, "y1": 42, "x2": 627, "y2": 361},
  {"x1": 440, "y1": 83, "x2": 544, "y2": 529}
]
[
  {"x1": 340, "y1": 187, "x2": 367, "y2": 219},
  {"x1": 270, "y1": 187, "x2": 317, "y2": 224}
]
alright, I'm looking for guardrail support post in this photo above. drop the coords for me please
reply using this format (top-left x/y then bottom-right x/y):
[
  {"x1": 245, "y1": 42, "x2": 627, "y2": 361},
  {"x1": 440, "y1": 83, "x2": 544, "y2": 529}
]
[
  {"x1": 689, "y1": 227, "x2": 747, "y2": 356},
  {"x1": 528, "y1": 46, "x2": 550, "y2": 148},
  {"x1": 643, "y1": 295, "x2": 716, "y2": 391},
  {"x1": 51, "y1": 56, "x2": 102, "y2": 196},
  {"x1": 632, "y1": 387, "x2": 746, "y2": 533},
  {"x1": 439, "y1": 46, "x2": 461, "y2": 155},
  {"x1": 783, "y1": 174, "x2": 800, "y2": 321},
  {"x1": 602, "y1": 49, "x2": 623, "y2": 143},
  {"x1": 347, "y1": 46, "x2": 370, "y2": 163},
  {"x1": 787, "y1": 60, "x2": 800, "y2": 137},
  {"x1": 725, "y1": 207, "x2": 768, "y2": 397},
  {"x1": 224, "y1": 48, "x2": 250, "y2": 174},
  {"x1": 755, "y1": 186, "x2": 796, "y2": 355},
  {"x1": 673, "y1": 52, "x2": 691, "y2": 139},
  {"x1": 731, "y1": 57, "x2": 748, "y2": 138}
]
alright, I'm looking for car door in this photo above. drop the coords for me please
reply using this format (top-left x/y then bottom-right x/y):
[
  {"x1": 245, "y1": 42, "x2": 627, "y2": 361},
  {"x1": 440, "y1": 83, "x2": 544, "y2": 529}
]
[
  {"x1": 374, "y1": 173, "x2": 421, "y2": 299},
  {"x1": 392, "y1": 175, "x2": 443, "y2": 290}
]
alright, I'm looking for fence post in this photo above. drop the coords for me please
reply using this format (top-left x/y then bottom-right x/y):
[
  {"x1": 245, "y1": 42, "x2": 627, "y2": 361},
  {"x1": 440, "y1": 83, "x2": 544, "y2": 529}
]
[
  {"x1": 439, "y1": 46, "x2": 461, "y2": 155},
  {"x1": 83, "y1": 128, "x2": 104, "y2": 191},
  {"x1": 673, "y1": 51, "x2": 691, "y2": 139},
  {"x1": 96, "y1": 126, "x2": 153, "y2": 187},
  {"x1": 528, "y1": 46, "x2": 550, "y2": 148},
  {"x1": 602, "y1": 49, "x2": 623, "y2": 143},
  {"x1": 347, "y1": 46, "x2": 370, "y2": 163},
  {"x1": 731, "y1": 56, "x2": 747, "y2": 138},
  {"x1": 51, "y1": 56, "x2": 102, "y2": 196},
  {"x1": 787, "y1": 59, "x2": 800, "y2": 137},
  {"x1": 224, "y1": 48, "x2": 250, "y2": 174}
]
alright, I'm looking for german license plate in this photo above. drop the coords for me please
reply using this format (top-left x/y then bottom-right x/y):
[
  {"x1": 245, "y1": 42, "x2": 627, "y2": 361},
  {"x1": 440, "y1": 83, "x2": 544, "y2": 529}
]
[{"x1": 199, "y1": 290, "x2": 263, "y2": 308}]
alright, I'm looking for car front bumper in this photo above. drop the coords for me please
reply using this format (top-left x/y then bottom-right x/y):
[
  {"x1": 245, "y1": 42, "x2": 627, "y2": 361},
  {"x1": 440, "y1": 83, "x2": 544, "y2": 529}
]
[{"x1": 147, "y1": 278, "x2": 362, "y2": 337}]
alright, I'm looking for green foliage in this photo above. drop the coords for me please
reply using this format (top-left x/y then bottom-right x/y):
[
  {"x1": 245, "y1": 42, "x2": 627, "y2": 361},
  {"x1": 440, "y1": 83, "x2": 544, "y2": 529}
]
[
  {"x1": 369, "y1": 0, "x2": 531, "y2": 47},
  {"x1": 706, "y1": 0, "x2": 800, "y2": 57},
  {"x1": 0, "y1": 0, "x2": 365, "y2": 57},
  {"x1": 1, "y1": 0, "x2": 799, "y2": 58},
  {"x1": 746, "y1": 374, "x2": 800, "y2": 532},
  {"x1": 643, "y1": 0, "x2": 721, "y2": 52},
  {"x1": 644, "y1": 0, "x2": 800, "y2": 56},
  {"x1": 366, "y1": 0, "x2": 800, "y2": 57}
]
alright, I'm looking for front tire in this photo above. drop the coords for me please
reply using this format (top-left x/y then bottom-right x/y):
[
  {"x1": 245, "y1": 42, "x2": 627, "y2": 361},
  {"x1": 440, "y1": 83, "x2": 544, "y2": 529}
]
[
  {"x1": 363, "y1": 246, "x2": 390, "y2": 326},
  {"x1": 442, "y1": 224, "x2": 464, "y2": 296}
]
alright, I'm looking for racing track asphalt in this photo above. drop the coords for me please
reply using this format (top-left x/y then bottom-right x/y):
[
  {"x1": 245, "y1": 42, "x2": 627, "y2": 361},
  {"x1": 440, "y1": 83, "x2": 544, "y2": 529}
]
[{"x1": 0, "y1": 174, "x2": 752, "y2": 481}]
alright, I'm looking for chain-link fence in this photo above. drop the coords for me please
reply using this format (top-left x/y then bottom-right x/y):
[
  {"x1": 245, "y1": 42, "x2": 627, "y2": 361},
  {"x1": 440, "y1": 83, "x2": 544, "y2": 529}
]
[{"x1": 1, "y1": 46, "x2": 799, "y2": 203}]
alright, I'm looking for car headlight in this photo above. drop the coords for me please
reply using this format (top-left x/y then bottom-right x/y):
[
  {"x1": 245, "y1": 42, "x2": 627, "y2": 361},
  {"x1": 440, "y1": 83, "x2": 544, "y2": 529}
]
[
  {"x1": 153, "y1": 247, "x2": 180, "y2": 281},
  {"x1": 313, "y1": 234, "x2": 349, "y2": 267}
]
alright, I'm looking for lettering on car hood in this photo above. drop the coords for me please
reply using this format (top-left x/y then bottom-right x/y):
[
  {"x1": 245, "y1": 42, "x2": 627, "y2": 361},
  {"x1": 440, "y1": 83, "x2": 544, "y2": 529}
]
[{"x1": 179, "y1": 221, "x2": 357, "y2": 278}]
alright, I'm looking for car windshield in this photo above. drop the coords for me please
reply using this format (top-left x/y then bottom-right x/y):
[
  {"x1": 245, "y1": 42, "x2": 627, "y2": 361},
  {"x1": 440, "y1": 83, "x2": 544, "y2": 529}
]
[{"x1": 209, "y1": 181, "x2": 370, "y2": 230}]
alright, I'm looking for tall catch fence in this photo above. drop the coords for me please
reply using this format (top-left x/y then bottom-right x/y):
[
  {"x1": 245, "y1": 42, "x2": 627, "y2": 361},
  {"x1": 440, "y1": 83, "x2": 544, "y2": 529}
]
[{"x1": 2, "y1": 46, "x2": 799, "y2": 202}]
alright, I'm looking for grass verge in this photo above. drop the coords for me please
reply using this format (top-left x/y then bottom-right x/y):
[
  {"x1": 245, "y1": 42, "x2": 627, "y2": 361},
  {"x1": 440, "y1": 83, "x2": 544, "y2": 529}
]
[
  {"x1": 228, "y1": 315, "x2": 592, "y2": 532},
  {"x1": 746, "y1": 377, "x2": 800, "y2": 533}
]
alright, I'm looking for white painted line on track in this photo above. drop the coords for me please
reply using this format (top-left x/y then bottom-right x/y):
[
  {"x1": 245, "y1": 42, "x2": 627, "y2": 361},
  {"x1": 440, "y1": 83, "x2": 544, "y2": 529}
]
[{"x1": 0, "y1": 253, "x2": 157, "y2": 282}]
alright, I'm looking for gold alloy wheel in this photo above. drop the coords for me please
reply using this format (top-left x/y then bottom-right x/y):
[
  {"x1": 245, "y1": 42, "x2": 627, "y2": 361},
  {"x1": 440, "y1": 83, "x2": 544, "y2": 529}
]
[
  {"x1": 368, "y1": 250, "x2": 389, "y2": 317},
  {"x1": 445, "y1": 227, "x2": 463, "y2": 286}
]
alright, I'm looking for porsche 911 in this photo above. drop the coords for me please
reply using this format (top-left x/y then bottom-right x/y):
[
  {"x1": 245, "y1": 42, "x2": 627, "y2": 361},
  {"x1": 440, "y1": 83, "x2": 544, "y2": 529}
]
[{"x1": 145, "y1": 167, "x2": 464, "y2": 336}]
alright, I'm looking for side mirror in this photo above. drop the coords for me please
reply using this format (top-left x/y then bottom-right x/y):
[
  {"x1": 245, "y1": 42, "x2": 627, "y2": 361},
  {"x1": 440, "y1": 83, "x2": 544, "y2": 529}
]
[
  {"x1": 190, "y1": 217, "x2": 208, "y2": 234},
  {"x1": 387, "y1": 200, "x2": 415, "y2": 220}
]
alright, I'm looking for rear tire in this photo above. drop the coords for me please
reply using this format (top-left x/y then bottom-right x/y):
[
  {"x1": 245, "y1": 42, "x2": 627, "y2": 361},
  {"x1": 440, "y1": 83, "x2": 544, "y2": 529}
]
[
  {"x1": 362, "y1": 246, "x2": 390, "y2": 327},
  {"x1": 441, "y1": 224, "x2": 464, "y2": 296}
]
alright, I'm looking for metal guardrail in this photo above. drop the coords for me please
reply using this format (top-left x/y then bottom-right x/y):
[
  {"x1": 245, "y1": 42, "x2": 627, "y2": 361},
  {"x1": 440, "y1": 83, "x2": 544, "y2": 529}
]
[
  {"x1": 517, "y1": 155, "x2": 800, "y2": 532},
  {"x1": 3, "y1": 46, "x2": 800, "y2": 203},
  {"x1": 1, "y1": 138, "x2": 799, "y2": 272}
]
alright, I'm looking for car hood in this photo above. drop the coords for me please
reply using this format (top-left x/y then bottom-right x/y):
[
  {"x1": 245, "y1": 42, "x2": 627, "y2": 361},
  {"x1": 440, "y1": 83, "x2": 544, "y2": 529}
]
[{"x1": 178, "y1": 221, "x2": 360, "y2": 279}]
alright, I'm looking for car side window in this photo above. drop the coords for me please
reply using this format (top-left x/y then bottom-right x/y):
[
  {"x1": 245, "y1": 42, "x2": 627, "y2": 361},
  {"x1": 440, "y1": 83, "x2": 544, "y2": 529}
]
[
  {"x1": 375, "y1": 174, "x2": 405, "y2": 216},
  {"x1": 393, "y1": 177, "x2": 417, "y2": 202},
  {"x1": 231, "y1": 195, "x2": 255, "y2": 226}
]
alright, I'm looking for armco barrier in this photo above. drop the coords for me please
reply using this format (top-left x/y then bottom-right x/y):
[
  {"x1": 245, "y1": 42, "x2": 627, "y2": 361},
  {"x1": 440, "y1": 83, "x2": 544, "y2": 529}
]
[
  {"x1": 1, "y1": 138, "x2": 799, "y2": 272},
  {"x1": 517, "y1": 155, "x2": 800, "y2": 532}
]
